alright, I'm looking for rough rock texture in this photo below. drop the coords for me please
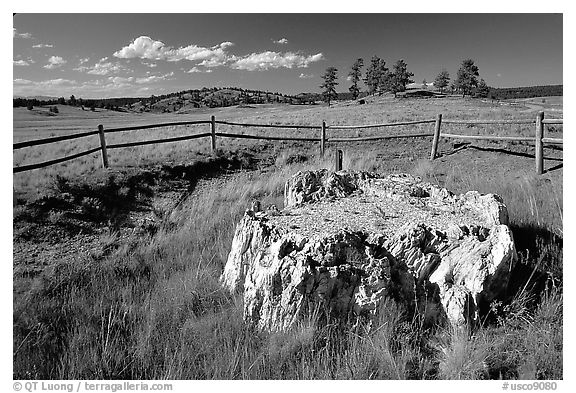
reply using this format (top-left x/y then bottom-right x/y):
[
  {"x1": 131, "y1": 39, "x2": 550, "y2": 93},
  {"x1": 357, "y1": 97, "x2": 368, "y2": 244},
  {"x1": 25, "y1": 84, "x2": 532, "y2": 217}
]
[{"x1": 222, "y1": 170, "x2": 517, "y2": 330}]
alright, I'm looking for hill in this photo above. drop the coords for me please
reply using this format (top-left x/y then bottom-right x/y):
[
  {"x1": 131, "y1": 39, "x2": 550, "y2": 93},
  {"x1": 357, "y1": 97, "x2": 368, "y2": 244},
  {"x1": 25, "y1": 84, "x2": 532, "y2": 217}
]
[{"x1": 488, "y1": 85, "x2": 563, "y2": 100}]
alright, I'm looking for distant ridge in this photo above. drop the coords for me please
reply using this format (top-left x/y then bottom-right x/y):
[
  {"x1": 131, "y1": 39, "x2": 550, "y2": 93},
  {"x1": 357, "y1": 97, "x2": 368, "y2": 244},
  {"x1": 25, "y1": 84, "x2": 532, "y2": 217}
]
[
  {"x1": 13, "y1": 84, "x2": 563, "y2": 108},
  {"x1": 488, "y1": 85, "x2": 562, "y2": 100}
]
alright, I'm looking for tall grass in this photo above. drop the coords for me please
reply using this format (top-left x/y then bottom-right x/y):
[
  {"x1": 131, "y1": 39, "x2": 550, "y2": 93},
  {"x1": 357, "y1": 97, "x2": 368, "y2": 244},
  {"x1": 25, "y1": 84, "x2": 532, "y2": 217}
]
[{"x1": 13, "y1": 98, "x2": 562, "y2": 379}]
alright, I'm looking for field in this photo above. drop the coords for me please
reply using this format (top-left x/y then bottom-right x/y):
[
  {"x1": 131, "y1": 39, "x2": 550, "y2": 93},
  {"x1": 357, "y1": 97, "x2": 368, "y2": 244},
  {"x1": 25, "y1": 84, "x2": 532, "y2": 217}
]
[{"x1": 12, "y1": 95, "x2": 563, "y2": 379}]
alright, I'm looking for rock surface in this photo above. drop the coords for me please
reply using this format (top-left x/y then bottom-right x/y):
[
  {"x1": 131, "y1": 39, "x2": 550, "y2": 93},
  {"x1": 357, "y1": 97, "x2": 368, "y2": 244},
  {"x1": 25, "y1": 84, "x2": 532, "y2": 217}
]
[{"x1": 221, "y1": 170, "x2": 517, "y2": 330}]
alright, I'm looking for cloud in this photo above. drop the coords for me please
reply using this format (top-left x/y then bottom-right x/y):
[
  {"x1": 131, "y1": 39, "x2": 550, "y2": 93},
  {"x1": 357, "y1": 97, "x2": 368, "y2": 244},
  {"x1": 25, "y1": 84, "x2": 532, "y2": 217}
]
[
  {"x1": 74, "y1": 57, "x2": 128, "y2": 75},
  {"x1": 113, "y1": 36, "x2": 167, "y2": 59},
  {"x1": 273, "y1": 38, "x2": 289, "y2": 44},
  {"x1": 135, "y1": 72, "x2": 175, "y2": 84},
  {"x1": 79, "y1": 57, "x2": 90, "y2": 65},
  {"x1": 497, "y1": 73, "x2": 502, "y2": 77},
  {"x1": 13, "y1": 60, "x2": 30, "y2": 66},
  {"x1": 13, "y1": 29, "x2": 33, "y2": 39},
  {"x1": 299, "y1": 73, "x2": 314, "y2": 79},
  {"x1": 143, "y1": 62, "x2": 158, "y2": 68},
  {"x1": 14, "y1": 78, "x2": 75, "y2": 86},
  {"x1": 113, "y1": 36, "x2": 235, "y2": 67},
  {"x1": 14, "y1": 78, "x2": 33, "y2": 85},
  {"x1": 187, "y1": 67, "x2": 213, "y2": 73},
  {"x1": 108, "y1": 76, "x2": 134, "y2": 85},
  {"x1": 112, "y1": 36, "x2": 324, "y2": 73},
  {"x1": 232, "y1": 51, "x2": 324, "y2": 71},
  {"x1": 43, "y1": 56, "x2": 67, "y2": 69},
  {"x1": 32, "y1": 43, "x2": 53, "y2": 48},
  {"x1": 13, "y1": 76, "x2": 168, "y2": 98}
]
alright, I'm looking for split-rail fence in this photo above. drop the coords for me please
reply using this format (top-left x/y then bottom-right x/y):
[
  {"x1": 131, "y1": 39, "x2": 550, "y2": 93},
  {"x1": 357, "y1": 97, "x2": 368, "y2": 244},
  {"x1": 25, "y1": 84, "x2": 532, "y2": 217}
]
[{"x1": 13, "y1": 111, "x2": 562, "y2": 175}]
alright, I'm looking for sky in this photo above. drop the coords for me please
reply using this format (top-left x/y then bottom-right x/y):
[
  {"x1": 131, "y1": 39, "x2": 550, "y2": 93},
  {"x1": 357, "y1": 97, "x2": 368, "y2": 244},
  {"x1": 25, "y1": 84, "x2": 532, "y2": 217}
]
[{"x1": 12, "y1": 13, "x2": 563, "y2": 99}]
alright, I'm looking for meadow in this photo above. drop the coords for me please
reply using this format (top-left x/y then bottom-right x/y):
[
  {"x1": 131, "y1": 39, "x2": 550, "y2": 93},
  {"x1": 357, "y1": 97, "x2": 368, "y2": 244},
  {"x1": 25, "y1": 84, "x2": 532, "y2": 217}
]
[{"x1": 13, "y1": 96, "x2": 563, "y2": 379}]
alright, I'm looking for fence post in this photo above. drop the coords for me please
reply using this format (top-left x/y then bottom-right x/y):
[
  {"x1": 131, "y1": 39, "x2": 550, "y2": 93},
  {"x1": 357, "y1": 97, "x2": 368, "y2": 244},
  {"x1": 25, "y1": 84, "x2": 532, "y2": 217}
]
[
  {"x1": 334, "y1": 149, "x2": 343, "y2": 171},
  {"x1": 430, "y1": 113, "x2": 442, "y2": 160},
  {"x1": 98, "y1": 124, "x2": 108, "y2": 168},
  {"x1": 210, "y1": 115, "x2": 217, "y2": 153},
  {"x1": 535, "y1": 111, "x2": 544, "y2": 174},
  {"x1": 321, "y1": 121, "x2": 326, "y2": 157}
]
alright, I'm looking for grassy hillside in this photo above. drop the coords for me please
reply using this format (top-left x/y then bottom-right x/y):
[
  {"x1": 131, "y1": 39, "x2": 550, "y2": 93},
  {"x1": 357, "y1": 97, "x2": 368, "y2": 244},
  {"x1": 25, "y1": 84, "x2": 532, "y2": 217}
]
[{"x1": 13, "y1": 96, "x2": 563, "y2": 379}]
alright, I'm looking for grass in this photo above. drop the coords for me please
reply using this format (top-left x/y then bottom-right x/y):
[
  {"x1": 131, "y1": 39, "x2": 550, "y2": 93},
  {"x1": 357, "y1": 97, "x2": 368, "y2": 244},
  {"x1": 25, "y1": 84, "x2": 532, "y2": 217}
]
[
  {"x1": 13, "y1": 96, "x2": 563, "y2": 379},
  {"x1": 13, "y1": 96, "x2": 562, "y2": 197}
]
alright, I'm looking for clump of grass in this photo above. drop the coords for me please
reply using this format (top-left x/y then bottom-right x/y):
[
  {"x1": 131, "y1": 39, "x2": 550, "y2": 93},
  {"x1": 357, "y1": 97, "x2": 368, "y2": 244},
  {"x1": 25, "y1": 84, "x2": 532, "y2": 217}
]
[{"x1": 437, "y1": 326, "x2": 489, "y2": 379}]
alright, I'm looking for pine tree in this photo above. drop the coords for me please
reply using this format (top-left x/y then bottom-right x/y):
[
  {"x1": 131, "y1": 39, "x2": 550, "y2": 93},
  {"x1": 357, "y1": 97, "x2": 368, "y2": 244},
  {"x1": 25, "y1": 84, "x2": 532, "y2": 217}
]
[
  {"x1": 475, "y1": 78, "x2": 490, "y2": 98},
  {"x1": 434, "y1": 69, "x2": 450, "y2": 93},
  {"x1": 455, "y1": 59, "x2": 480, "y2": 97},
  {"x1": 376, "y1": 60, "x2": 390, "y2": 95},
  {"x1": 348, "y1": 58, "x2": 364, "y2": 100},
  {"x1": 389, "y1": 59, "x2": 414, "y2": 97},
  {"x1": 320, "y1": 67, "x2": 339, "y2": 107},
  {"x1": 364, "y1": 56, "x2": 384, "y2": 96}
]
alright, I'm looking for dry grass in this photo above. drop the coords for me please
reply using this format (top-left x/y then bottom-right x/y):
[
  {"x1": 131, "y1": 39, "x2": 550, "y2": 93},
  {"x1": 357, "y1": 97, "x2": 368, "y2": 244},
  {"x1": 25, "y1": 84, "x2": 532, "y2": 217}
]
[
  {"x1": 13, "y1": 97, "x2": 563, "y2": 379},
  {"x1": 13, "y1": 96, "x2": 562, "y2": 197}
]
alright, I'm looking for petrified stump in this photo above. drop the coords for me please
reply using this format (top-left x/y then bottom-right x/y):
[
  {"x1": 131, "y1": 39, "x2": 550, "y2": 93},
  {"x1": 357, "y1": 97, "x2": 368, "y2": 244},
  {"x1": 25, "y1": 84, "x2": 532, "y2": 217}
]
[{"x1": 222, "y1": 170, "x2": 516, "y2": 330}]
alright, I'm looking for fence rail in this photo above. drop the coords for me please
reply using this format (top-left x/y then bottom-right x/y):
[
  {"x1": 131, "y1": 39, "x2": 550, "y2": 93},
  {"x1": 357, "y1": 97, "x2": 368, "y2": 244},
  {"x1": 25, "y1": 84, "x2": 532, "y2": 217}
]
[
  {"x1": 104, "y1": 120, "x2": 211, "y2": 133},
  {"x1": 13, "y1": 111, "x2": 562, "y2": 175},
  {"x1": 327, "y1": 119, "x2": 435, "y2": 129},
  {"x1": 13, "y1": 129, "x2": 100, "y2": 150},
  {"x1": 13, "y1": 147, "x2": 102, "y2": 173}
]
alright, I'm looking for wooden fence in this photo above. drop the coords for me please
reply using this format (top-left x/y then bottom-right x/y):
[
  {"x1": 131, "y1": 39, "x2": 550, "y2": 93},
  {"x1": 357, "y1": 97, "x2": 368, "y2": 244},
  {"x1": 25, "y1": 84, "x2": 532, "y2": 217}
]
[{"x1": 13, "y1": 111, "x2": 562, "y2": 175}]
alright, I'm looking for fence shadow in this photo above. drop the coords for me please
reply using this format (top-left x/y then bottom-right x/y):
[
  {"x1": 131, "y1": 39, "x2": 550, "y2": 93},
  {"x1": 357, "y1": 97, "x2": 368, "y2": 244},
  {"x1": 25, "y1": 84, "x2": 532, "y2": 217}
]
[{"x1": 439, "y1": 144, "x2": 563, "y2": 162}]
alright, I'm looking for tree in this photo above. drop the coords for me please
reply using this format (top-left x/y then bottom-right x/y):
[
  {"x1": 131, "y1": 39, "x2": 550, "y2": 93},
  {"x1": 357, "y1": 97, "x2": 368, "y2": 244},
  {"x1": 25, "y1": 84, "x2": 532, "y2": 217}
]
[
  {"x1": 474, "y1": 78, "x2": 490, "y2": 98},
  {"x1": 348, "y1": 58, "x2": 364, "y2": 100},
  {"x1": 433, "y1": 69, "x2": 450, "y2": 93},
  {"x1": 376, "y1": 61, "x2": 391, "y2": 95},
  {"x1": 422, "y1": 79, "x2": 427, "y2": 89},
  {"x1": 389, "y1": 59, "x2": 414, "y2": 97},
  {"x1": 320, "y1": 67, "x2": 339, "y2": 107},
  {"x1": 455, "y1": 59, "x2": 480, "y2": 97},
  {"x1": 68, "y1": 95, "x2": 77, "y2": 106},
  {"x1": 364, "y1": 56, "x2": 385, "y2": 95}
]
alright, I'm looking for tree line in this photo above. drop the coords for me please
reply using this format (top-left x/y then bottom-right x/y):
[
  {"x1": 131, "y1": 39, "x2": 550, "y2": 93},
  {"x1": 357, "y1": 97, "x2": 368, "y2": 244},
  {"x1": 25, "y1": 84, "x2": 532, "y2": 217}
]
[
  {"x1": 320, "y1": 57, "x2": 505, "y2": 106},
  {"x1": 486, "y1": 85, "x2": 563, "y2": 100}
]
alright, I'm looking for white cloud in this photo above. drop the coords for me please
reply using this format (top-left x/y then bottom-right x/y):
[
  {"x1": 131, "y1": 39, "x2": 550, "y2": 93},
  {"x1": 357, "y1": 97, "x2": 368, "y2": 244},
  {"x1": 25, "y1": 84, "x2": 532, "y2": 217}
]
[
  {"x1": 113, "y1": 36, "x2": 166, "y2": 59},
  {"x1": 299, "y1": 73, "x2": 314, "y2": 79},
  {"x1": 32, "y1": 43, "x2": 53, "y2": 48},
  {"x1": 13, "y1": 76, "x2": 166, "y2": 98},
  {"x1": 13, "y1": 29, "x2": 32, "y2": 39},
  {"x1": 79, "y1": 57, "x2": 90, "y2": 65},
  {"x1": 232, "y1": 51, "x2": 324, "y2": 71},
  {"x1": 43, "y1": 56, "x2": 67, "y2": 69},
  {"x1": 13, "y1": 60, "x2": 30, "y2": 66},
  {"x1": 112, "y1": 36, "x2": 324, "y2": 73},
  {"x1": 143, "y1": 62, "x2": 158, "y2": 68},
  {"x1": 113, "y1": 36, "x2": 234, "y2": 67},
  {"x1": 14, "y1": 78, "x2": 75, "y2": 87},
  {"x1": 74, "y1": 58, "x2": 128, "y2": 75},
  {"x1": 135, "y1": 72, "x2": 175, "y2": 84},
  {"x1": 108, "y1": 76, "x2": 134, "y2": 85},
  {"x1": 13, "y1": 78, "x2": 33, "y2": 85},
  {"x1": 187, "y1": 67, "x2": 213, "y2": 73},
  {"x1": 273, "y1": 38, "x2": 289, "y2": 44}
]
